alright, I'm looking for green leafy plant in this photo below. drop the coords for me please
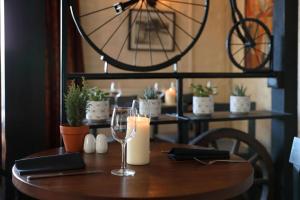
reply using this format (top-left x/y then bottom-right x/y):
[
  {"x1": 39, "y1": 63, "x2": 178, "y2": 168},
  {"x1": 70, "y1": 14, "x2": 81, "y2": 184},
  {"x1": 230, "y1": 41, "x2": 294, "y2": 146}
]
[
  {"x1": 191, "y1": 82, "x2": 218, "y2": 97},
  {"x1": 143, "y1": 86, "x2": 158, "y2": 100},
  {"x1": 64, "y1": 79, "x2": 88, "y2": 127},
  {"x1": 88, "y1": 87, "x2": 109, "y2": 101},
  {"x1": 232, "y1": 85, "x2": 248, "y2": 96}
]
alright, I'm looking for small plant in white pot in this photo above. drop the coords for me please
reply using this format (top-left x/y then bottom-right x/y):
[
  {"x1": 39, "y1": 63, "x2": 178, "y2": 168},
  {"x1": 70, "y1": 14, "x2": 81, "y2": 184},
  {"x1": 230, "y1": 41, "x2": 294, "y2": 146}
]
[
  {"x1": 230, "y1": 85, "x2": 251, "y2": 114},
  {"x1": 139, "y1": 87, "x2": 161, "y2": 118},
  {"x1": 191, "y1": 82, "x2": 217, "y2": 115},
  {"x1": 86, "y1": 87, "x2": 110, "y2": 122}
]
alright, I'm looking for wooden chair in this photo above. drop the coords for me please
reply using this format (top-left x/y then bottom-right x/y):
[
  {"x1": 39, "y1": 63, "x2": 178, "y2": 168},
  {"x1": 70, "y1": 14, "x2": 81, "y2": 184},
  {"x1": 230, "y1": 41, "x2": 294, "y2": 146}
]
[{"x1": 189, "y1": 128, "x2": 274, "y2": 200}]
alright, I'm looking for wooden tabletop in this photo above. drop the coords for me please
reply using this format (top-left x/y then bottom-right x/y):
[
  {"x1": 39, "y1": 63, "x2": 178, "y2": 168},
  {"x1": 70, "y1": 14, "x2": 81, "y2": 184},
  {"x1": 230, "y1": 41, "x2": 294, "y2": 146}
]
[{"x1": 12, "y1": 143, "x2": 253, "y2": 200}]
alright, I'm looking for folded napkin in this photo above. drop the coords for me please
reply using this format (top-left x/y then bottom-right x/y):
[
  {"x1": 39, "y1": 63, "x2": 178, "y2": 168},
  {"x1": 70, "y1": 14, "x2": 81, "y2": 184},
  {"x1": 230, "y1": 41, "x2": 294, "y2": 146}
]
[
  {"x1": 168, "y1": 148, "x2": 230, "y2": 161},
  {"x1": 15, "y1": 153, "x2": 85, "y2": 175}
]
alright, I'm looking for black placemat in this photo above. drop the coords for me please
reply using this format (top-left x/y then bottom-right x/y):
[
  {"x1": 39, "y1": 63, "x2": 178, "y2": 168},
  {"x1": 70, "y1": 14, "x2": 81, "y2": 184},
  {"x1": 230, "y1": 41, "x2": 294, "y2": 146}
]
[
  {"x1": 168, "y1": 148, "x2": 230, "y2": 161},
  {"x1": 15, "y1": 153, "x2": 85, "y2": 175}
]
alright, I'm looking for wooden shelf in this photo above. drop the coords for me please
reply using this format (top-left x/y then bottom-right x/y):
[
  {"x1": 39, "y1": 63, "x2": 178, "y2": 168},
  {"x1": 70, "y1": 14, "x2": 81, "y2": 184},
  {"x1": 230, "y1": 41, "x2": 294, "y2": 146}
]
[
  {"x1": 184, "y1": 111, "x2": 290, "y2": 122},
  {"x1": 86, "y1": 111, "x2": 290, "y2": 129},
  {"x1": 68, "y1": 72, "x2": 280, "y2": 80},
  {"x1": 86, "y1": 114, "x2": 187, "y2": 129}
]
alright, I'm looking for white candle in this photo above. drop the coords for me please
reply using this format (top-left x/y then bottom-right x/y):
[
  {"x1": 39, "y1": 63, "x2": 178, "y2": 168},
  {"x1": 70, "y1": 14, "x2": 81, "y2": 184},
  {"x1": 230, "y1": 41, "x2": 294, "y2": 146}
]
[
  {"x1": 127, "y1": 116, "x2": 151, "y2": 165},
  {"x1": 165, "y1": 87, "x2": 176, "y2": 105}
]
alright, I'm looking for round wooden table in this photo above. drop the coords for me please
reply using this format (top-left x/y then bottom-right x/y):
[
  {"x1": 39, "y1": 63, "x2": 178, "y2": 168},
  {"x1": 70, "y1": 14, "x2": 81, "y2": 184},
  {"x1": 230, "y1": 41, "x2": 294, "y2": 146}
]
[{"x1": 12, "y1": 143, "x2": 253, "y2": 200}]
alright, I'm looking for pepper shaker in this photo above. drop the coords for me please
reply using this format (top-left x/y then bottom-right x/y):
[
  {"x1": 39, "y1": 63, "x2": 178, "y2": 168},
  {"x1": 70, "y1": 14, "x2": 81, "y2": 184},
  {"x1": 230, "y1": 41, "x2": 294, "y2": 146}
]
[{"x1": 96, "y1": 133, "x2": 108, "y2": 154}]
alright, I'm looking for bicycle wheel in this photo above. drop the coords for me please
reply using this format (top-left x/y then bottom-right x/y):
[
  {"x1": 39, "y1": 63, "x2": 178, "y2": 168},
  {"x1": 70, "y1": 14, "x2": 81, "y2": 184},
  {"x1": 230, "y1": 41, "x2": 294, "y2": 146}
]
[
  {"x1": 227, "y1": 18, "x2": 272, "y2": 71},
  {"x1": 69, "y1": 0, "x2": 209, "y2": 72}
]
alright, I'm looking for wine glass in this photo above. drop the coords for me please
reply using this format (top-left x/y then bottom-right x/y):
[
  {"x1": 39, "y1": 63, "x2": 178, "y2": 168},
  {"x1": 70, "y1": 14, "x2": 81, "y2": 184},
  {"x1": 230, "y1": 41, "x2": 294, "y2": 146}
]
[
  {"x1": 110, "y1": 82, "x2": 122, "y2": 107},
  {"x1": 132, "y1": 99, "x2": 151, "y2": 118},
  {"x1": 111, "y1": 107, "x2": 136, "y2": 176},
  {"x1": 153, "y1": 82, "x2": 165, "y2": 99}
]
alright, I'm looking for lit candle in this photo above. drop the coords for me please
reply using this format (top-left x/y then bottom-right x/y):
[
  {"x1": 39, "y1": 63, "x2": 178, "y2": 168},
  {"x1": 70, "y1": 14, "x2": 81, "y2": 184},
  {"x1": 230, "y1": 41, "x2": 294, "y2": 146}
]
[
  {"x1": 165, "y1": 86, "x2": 176, "y2": 105},
  {"x1": 127, "y1": 116, "x2": 151, "y2": 165}
]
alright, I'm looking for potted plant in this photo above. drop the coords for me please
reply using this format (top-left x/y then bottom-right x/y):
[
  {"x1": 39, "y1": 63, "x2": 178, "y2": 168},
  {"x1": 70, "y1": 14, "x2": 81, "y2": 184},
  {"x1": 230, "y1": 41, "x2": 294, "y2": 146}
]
[
  {"x1": 191, "y1": 81, "x2": 217, "y2": 115},
  {"x1": 60, "y1": 80, "x2": 89, "y2": 152},
  {"x1": 86, "y1": 87, "x2": 109, "y2": 122},
  {"x1": 230, "y1": 85, "x2": 250, "y2": 114},
  {"x1": 139, "y1": 86, "x2": 161, "y2": 118}
]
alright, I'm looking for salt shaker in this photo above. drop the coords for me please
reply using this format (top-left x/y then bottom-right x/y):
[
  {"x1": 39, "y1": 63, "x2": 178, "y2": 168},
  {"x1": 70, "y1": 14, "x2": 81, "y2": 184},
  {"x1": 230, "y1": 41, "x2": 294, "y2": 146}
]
[
  {"x1": 83, "y1": 134, "x2": 96, "y2": 153},
  {"x1": 96, "y1": 133, "x2": 108, "y2": 154}
]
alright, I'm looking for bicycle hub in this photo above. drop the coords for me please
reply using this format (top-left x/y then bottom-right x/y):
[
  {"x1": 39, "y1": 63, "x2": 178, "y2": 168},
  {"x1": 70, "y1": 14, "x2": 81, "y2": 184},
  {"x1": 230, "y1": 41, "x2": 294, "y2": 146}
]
[
  {"x1": 114, "y1": 0, "x2": 139, "y2": 14},
  {"x1": 147, "y1": 0, "x2": 157, "y2": 7}
]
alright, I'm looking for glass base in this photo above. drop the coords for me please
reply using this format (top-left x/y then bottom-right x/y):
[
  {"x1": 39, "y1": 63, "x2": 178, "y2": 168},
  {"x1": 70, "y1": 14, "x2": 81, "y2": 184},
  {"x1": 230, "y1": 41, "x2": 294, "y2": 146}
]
[{"x1": 111, "y1": 168, "x2": 135, "y2": 177}]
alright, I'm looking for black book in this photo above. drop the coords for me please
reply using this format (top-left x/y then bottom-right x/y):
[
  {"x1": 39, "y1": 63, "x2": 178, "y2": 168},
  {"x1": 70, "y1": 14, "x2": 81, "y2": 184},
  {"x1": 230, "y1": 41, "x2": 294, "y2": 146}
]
[{"x1": 15, "y1": 153, "x2": 85, "y2": 175}]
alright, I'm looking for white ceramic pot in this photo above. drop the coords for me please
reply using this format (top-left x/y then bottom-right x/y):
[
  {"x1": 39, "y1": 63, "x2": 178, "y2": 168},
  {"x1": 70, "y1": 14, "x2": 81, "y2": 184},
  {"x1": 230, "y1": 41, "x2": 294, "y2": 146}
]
[
  {"x1": 86, "y1": 100, "x2": 109, "y2": 122},
  {"x1": 230, "y1": 96, "x2": 250, "y2": 114},
  {"x1": 139, "y1": 99, "x2": 161, "y2": 118},
  {"x1": 193, "y1": 96, "x2": 214, "y2": 115}
]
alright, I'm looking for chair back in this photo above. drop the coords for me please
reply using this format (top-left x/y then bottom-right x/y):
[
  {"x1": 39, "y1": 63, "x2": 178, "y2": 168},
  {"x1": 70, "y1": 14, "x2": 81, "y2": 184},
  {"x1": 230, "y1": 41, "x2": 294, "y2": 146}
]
[{"x1": 190, "y1": 128, "x2": 274, "y2": 200}]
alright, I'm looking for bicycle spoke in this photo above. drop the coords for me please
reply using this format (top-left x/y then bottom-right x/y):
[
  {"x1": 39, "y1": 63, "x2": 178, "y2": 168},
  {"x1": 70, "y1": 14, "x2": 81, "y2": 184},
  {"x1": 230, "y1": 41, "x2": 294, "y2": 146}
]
[
  {"x1": 134, "y1": 0, "x2": 145, "y2": 66},
  {"x1": 255, "y1": 42, "x2": 271, "y2": 45},
  {"x1": 159, "y1": 0, "x2": 208, "y2": 7},
  {"x1": 146, "y1": 3, "x2": 169, "y2": 60},
  {"x1": 228, "y1": 18, "x2": 272, "y2": 70},
  {"x1": 101, "y1": 2, "x2": 140, "y2": 50},
  {"x1": 157, "y1": 0, "x2": 202, "y2": 24},
  {"x1": 72, "y1": 0, "x2": 209, "y2": 71},
  {"x1": 255, "y1": 32, "x2": 266, "y2": 41},
  {"x1": 254, "y1": 47, "x2": 267, "y2": 56},
  {"x1": 153, "y1": 8, "x2": 182, "y2": 53},
  {"x1": 232, "y1": 46, "x2": 246, "y2": 57},
  {"x1": 254, "y1": 22, "x2": 259, "y2": 39},
  {"x1": 160, "y1": 11, "x2": 195, "y2": 40},
  {"x1": 87, "y1": 13, "x2": 120, "y2": 36},
  {"x1": 238, "y1": 47, "x2": 250, "y2": 66},
  {"x1": 253, "y1": 47, "x2": 268, "y2": 64},
  {"x1": 248, "y1": 21, "x2": 254, "y2": 33},
  {"x1": 147, "y1": 5, "x2": 153, "y2": 65},
  {"x1": 80, "y1": 6, "x2": 113, "y2": 18},
  {"x1": 117, "y1": 3, "x2": 144, "y2": 60},
  {"x1": 252, "y1": 48, "x2": 261, "y2": 65}
]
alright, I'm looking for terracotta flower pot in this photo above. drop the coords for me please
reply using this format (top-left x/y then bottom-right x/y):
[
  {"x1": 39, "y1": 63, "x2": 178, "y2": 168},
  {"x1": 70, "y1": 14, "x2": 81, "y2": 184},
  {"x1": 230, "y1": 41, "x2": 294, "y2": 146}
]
[{"x1": 60, "y1": 125, "x2": 89, "y2": 152}]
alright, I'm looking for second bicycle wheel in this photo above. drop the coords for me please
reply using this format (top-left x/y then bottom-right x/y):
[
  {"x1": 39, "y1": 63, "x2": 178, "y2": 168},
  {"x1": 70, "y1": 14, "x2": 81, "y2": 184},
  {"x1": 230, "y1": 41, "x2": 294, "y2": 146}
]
[
  {"x1": 227, "y1": 18, "x2": 272, "y2": 71},
  {"x1": 69, "y1": 0, "x2": 209, "y2": 72}
]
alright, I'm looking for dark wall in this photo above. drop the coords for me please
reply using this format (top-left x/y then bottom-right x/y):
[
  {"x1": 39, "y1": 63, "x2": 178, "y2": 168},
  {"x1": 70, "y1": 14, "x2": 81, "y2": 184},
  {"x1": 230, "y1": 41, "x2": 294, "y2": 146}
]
[
  {"x1": 2, "y1": 0, "x2": 47, "y2": 198},
  {"x1": 272, "y1": 0, "x2": 298, "y2": 200}
]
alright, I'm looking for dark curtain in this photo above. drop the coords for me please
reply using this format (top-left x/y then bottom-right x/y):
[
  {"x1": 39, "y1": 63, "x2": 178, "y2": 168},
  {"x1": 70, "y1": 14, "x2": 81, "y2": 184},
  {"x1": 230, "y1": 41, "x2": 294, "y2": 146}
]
[{"x1": 45, "y1": 0, "x2": 84, "y2": 148}]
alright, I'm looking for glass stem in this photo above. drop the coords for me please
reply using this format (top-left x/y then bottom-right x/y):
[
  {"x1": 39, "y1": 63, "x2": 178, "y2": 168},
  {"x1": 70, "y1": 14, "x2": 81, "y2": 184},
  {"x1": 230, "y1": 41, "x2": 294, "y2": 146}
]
[
  {"x1": 121, "y1": 142, "x2": 127, "y2": 170},
  {"x1": 115, "y1": 97, "x2": 118, "y2": 107}
]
